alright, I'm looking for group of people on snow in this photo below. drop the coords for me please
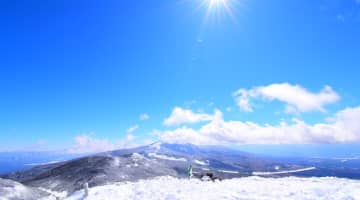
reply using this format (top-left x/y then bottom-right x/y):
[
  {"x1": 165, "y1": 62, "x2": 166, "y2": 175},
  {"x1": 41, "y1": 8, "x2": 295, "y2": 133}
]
[{"x1": 187, "y1": 165, "x2": 222, "y2": 181}]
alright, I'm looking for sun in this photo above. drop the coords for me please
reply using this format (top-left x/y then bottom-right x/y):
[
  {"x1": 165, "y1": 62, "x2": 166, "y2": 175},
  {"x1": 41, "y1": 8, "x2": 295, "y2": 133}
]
[
  {"x1": 202, "y1": 0, "x2": 239, "y2": 22},
  {"x1": 208, "y1": 0, "x2": 227, "y2": 9}
]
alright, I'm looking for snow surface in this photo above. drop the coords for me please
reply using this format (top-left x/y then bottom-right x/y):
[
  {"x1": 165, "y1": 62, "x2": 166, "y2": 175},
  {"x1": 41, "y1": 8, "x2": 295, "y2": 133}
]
[
  {"x1": 61, "y1": 176, "x2": 360, "y2": 200},
  {"x1": 0, "y1": 181, "x2": 28, "y2": 200},
  {"x1": 150, "y1": 142, "x2": 162, "y2": 151},
  {"x1": 217, "y1": 170, "x2": 240, "y2": 174},
  {"x1": 38, "y1": 187, "x2": 68, "y2": 200},
  {"x1": 252, "y1": 167, "x2": 316, "y2": 176},
  {"x1": 0, "y1": 178, "x2": 47, "y2": 200},
  {"x1": 148, "y1": 153, "x2": 187, "y2": 162},
  {"x1": 25, "y1": 160, "x2": 62, "y2": 166},
  {"x1": 193, "y1": 159, "x2": 208, "y2": 165}
]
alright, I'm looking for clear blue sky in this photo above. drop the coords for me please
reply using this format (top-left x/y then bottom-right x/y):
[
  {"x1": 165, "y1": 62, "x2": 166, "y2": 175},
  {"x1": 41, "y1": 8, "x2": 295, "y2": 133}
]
[{"x1": 1, "y1": 0, "x2": 360, "y2": 152}]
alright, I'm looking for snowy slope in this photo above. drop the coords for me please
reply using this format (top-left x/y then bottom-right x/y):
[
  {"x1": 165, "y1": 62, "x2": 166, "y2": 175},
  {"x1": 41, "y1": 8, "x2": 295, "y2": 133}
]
[
  {"x1": 61, "y1": 176, "x2": 360, "y2": 200},
  {"x1": 0, "y1": 178, "x2": 48, "y2": 200},
  {"x1": 3, "y1": 143, "x2": 360, "y2": 198},
  {"x1": 3, "y1": 143, "x2": 301, "y2": 194}
]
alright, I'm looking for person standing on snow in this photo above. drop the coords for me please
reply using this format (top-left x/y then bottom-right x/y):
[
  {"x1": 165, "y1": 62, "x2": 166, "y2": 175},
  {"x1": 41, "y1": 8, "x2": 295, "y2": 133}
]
[{"x1": 187, "y1": 165, "x2": 193, "y2": 179}]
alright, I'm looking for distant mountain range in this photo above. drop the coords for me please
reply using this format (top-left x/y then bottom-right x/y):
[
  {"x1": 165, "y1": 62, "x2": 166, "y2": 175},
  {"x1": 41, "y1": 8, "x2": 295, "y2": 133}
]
[
  {"x1": 0, "y1": 151, "x2": 87, "y2": 175},
  {"x1": 1, "y1": 143, "x2": 360, "y2": 199}
]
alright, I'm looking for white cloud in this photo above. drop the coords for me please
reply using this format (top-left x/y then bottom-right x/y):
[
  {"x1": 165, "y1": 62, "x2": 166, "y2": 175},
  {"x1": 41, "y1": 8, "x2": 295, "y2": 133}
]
[
  {"x1": 154, "y1": 126, "x2": 219, "y2": 145},
  {"x1": 67, "y1": 133, "x2": 147, "y2": 154},
  {"x1": 139, "y1": 113, "x2": 150, "y2": 121},
  {"x1": 233, "y1": 83, "x2": 340, "y2": 113},
  {"x1": 233, "y1": 89, "x2": 254, "y2": 112},
  {"x1": 127, "y1": 125, "x2": 139, "y2": 133},
  {"x1": 158, "y1": 107, "x2": 360, "y2": 145},
  {"x1": 126, "y1": 133, "x2": 135, "y2": 141},
  {"x1": 163, "y1": 107, "x2": 222, "y2": 126},
  {"x1": 67, "y1": 134, "x2": 116, "y2": 154}
]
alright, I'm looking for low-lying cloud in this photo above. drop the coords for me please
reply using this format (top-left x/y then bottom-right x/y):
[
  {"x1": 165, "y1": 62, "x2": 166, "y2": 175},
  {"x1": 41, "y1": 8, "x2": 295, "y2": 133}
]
[{"x1": 158, "y1": 106, "x2": 360, "y2": 145}]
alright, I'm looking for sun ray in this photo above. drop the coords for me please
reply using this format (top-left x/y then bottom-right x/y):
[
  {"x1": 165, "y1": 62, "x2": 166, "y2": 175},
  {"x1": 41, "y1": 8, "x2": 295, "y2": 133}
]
[{"x1": 200, "y1": 0, "x2": 243, "y2": 25}]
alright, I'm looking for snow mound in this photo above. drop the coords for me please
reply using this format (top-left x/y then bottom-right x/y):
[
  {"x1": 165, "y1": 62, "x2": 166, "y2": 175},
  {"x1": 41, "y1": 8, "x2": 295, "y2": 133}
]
[
  {"x1": 131, "y1": 153, "x2": 145, "y2": 161},
  {"x1": 0, "y1": 178, "x2": 48, "y2": 200},
  {"x1": 63, "y1": 176, "x2": 360, "y2": 200},
  {"x1": 112, "y1": 157, "x2": 121, "y2": 167}
]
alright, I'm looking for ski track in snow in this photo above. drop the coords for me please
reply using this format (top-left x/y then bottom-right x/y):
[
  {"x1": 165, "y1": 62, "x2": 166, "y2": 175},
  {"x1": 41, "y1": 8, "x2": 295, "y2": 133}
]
[{"x1": 60, "y1": 176, "x2": 360, "y2": 200}]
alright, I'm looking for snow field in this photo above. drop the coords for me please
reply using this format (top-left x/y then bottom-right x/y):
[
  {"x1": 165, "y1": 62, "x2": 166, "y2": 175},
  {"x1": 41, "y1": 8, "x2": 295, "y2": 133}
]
[{"x1": 63, "y1": 176, "x2": 360, "y2": 200}]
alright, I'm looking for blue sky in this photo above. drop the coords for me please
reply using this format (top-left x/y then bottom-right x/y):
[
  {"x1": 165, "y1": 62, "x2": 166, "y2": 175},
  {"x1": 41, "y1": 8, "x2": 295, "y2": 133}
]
[{"x1": 1, "y1": 0, "x2": 360, "y2": 153}]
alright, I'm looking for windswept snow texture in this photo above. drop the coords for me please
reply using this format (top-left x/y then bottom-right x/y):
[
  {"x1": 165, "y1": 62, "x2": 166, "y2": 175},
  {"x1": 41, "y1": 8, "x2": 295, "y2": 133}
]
[{"x1": 63, "y1": 176, "x2": 360, "y2": 200}]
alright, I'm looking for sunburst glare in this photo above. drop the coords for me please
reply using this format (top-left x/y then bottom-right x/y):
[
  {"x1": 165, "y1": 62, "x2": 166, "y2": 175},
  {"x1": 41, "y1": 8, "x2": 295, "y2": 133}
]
[{"x1": 201, "y1": 0, "x2": 241, "y2": 23}]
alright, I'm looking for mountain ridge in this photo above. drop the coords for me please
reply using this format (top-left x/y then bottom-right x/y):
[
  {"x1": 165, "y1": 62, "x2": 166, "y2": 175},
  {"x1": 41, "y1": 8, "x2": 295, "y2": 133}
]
[{"x1": 2, "y1": 142, "x2": 305, "y2": 195}]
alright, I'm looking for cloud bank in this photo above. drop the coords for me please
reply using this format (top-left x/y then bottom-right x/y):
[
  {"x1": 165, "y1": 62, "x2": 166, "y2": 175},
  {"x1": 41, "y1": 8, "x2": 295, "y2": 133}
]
[
  {"x1": 158, "y1": 106, "x2": 360, "y2": 145},
  {"x1": 233, "y1": 83, "x2": 340, "y2": 113},
  {"x1": 66, "y1": 83, "x2": 358, "y2": 152}
]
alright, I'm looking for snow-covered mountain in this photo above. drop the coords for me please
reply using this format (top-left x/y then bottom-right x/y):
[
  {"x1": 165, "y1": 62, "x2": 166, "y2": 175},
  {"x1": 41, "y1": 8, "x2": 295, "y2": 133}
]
[
  {"x1": 1, "y1": 143, "x2": 306, "y2": 195},
  {"x1": 2, "y1": 142, "x2": 360, "y2": 199}
]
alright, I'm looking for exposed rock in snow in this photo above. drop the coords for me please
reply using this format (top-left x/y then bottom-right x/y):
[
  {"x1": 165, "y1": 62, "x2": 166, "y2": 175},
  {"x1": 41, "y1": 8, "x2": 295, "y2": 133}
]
[
  {"x1": 62, "y1": 176, "x2": 360, "y2": 200},
  {"x1": 148, "y1": 153, "x2": 187, "y2": 162}
]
